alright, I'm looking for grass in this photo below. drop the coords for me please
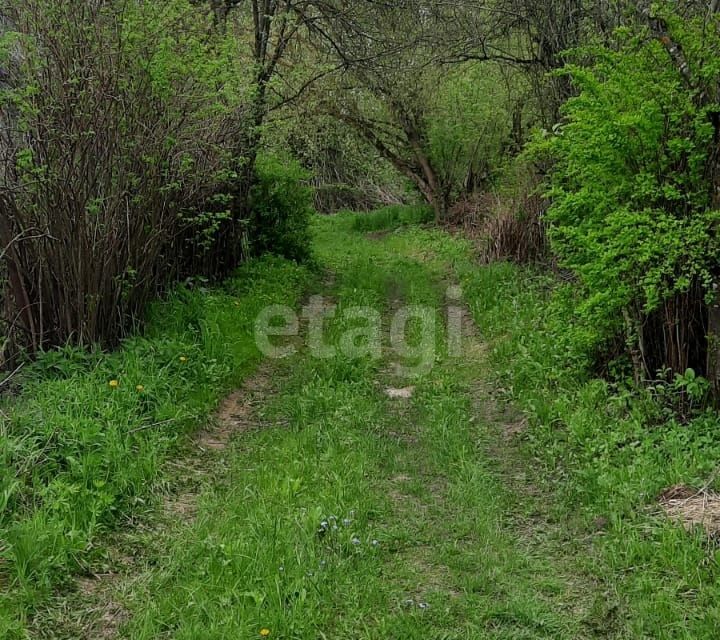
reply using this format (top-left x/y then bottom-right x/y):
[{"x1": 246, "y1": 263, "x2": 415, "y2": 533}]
[
  {"x1": 77, "y1": 214, "x2": 595, "y2": 639},
  {"x1": 348, "y1": 204, "x2": 434, "y2": 233},
  {"x1": 382, "y1": 224, "x2": 720, "y2": 637},
  {"x1": 453, "y1": 259, "x2": 720, "y2": 637},
  {"x1": 0, "y1": 256, "x2": 313, "y2": 638},
  {"x1": 7, "y1": 209, "x2": 720, "y2": 638}
]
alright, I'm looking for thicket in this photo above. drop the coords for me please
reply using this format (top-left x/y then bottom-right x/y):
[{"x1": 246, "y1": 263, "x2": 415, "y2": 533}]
[
  {"x1": 0, "y1": 0, "x2": 318, "y2": 359},
  {"x1": 529, "y1": 5, "x2": 720, "y2": 394}
]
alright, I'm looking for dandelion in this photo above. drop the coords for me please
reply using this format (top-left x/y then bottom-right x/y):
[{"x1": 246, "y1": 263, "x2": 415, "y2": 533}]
[
  {"x1": 351, "y1": 537, "x2": 361, "y2": 546},
  {"x1": 342, "y1": 518, "x2": 351, "y2": 527},
  {"x1": 108, "y1": 379, "x2": 119, "y2": 389},
  {"x1": 260, "y1": 629, "x2": 271, "y2": 638},
  {"x1": 136, "y1": 385, "x2": 145, "y2": 392},
  {"x1": 372, "y1": 539, "x2": 379, "y2": 547},
  {"x1": 179, "y1": 356, "x2": 188, "y2": 363}
]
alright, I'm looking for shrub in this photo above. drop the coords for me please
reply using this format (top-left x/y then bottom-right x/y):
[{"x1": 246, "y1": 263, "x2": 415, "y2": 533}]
[
  {"x1": 0, "y1": 0, "x2": 248, "y2": 355},
  {"x1": 448, "y1": 159, "x2": 549, "y2": 265},
  {"x1": 248, "y1": 154, "x2": 315, "y2": 262},
  {"x1": 534, "y1": 17, "x2": 720, "y2": 380}
]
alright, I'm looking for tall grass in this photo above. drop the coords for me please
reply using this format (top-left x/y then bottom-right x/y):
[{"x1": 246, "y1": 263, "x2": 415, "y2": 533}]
[
  {"x1": 0, "y1": 256, "x2": 312, "y2": 635},
  {"x1": 349, "y1": 204, "x2": 434, "y2": 233}
]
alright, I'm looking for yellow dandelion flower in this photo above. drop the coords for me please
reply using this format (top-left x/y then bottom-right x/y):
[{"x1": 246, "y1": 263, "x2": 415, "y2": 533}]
[
  {"x1": 108, "y1": 379, "x2": 119, "y2": 389},
  {"x1": 260, "y1": 629, "x2": 271, "y2": 638},
  {"x1": 179, "y1": 356, "x2": 188, "y2": 363},
  {"x1": 136, "y1": 385, "x2": 145, "y2": 393}
]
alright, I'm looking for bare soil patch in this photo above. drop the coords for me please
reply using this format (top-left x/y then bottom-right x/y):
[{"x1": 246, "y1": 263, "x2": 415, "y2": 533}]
[
  {"x1": 385, "y1": 386, "x2": 415, "y2": 399},
  {"x1": 197, "y1": 367, "x2": 272, "y2": 451}
]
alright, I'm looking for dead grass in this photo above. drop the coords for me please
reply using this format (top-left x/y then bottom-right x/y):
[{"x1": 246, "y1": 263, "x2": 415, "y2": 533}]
[{"x1": 659, "y1": 485, "x2": 720, "y2": 534}]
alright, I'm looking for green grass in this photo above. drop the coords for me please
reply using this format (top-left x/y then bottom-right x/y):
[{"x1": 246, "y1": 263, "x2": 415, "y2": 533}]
[
  {"x1": 348, "y1": 204, "x2": 434, "y2": 232},
  {"x1": 50, "y1": 215, "x2": 596, "y2": 639},
  {"x1": 8, "y1": 210, "x2": 720, "y2": 638},
  {"x1": 382, "y1": 224, "x2": 720, "y2": 637},
  {"x1": 453, "y1": 260, "x2": 720, "y2": 638},
  {"x1": 0, "y1": 256, "x2": 313, "y2": 638}
]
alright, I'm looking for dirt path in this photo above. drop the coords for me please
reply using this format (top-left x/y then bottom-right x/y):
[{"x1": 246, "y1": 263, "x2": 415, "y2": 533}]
[{"x1": 32, "y1": 225, "x2": 609, "y2": 639}]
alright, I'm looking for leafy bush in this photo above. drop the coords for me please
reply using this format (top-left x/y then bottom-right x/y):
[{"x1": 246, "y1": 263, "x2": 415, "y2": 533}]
[
  {"x1": 266, "y1": 114, "x2": 409, "y2": 213},
  {"x1": 248, "y1": 154, "x2": 315, "y2": 262},
  {"x1": 0, "y1": 0, "x2": 247, "y2": 353},
  {"x1": 533, "y1": 17, "x2": 720, "y2": 379}
]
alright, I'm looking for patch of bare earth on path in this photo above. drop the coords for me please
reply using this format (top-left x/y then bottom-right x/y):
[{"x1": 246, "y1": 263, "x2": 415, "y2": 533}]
[
  {"x1": 165, "y1": 360, "x2": 279, "y2": 524},
  {"x1": 29, "y1": 552, "x2": 136, "y2": 640},
  {"x1": 74, "y1": 574, "x2": 130, "y2": 640},
  {"x1": 385, "y1": 386, "x2": 415, "y2": 399},
  {"x1": 197, "y1": 367, "x2": 272, "y2": 451}
]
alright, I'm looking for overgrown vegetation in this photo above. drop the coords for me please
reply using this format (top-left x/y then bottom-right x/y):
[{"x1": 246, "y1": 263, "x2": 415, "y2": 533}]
[{"x1": 532, "y1": 8, "x2": 720, "y2": 388}]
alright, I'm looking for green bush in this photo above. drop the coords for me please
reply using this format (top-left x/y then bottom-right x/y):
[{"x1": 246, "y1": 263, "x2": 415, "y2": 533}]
[
  {"x1": 531, "y1": 17, "x2": 720, "y2": 377},
  {"x1": 0, "y1": 0, "x2": 248, "y2": 351},
  {"x1": 248, "y1": 154, "x2": 315, "y2": 262}
]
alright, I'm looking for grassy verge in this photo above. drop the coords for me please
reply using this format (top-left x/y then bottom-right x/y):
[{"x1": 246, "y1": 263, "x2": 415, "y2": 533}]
[
  {"x1": 0, "y1": 256, "x2": 313, "y2": 637},
  {"x1": 385, "y1": 224, "x2": 720, "y2": 637}
]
